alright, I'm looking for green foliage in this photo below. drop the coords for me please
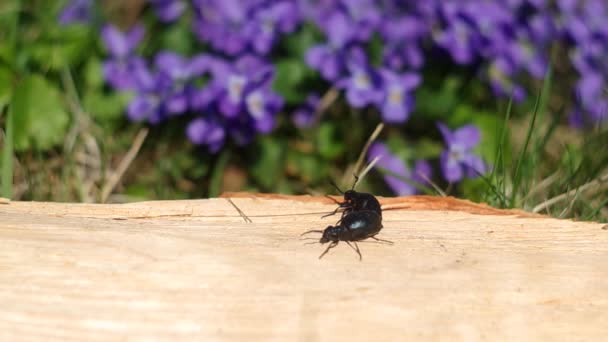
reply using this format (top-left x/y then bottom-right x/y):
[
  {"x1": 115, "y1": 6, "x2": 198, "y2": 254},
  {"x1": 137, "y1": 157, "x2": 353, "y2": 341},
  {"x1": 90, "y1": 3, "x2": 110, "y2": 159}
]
[
  {"x1": 209, "y1": 149, "x2": 231, "y2": 197},
  {"x1": 12, "y1": 75, "x2": 69, "y2": 151},
  {"x1": 0, "y1": 67, "x2": 14, "y2": 109},
  {"x1": 416, "y1": 76, "x2": 462, "y2": 118},
  {"x1": 283, "y1": 24, "x2": 320, "y2": 58},
  {"x1": 250, "y1": 137, "x2": 287, "y2": 190},
  {"x1": 316, "y1": 122, "x2": 345, "y2": 160},
  {"x1": 273, "y1": 58, "x2": 310, "y2": 104},
  {"x1": 1, "y1": 107, "x2": 13, "y2": 198}
]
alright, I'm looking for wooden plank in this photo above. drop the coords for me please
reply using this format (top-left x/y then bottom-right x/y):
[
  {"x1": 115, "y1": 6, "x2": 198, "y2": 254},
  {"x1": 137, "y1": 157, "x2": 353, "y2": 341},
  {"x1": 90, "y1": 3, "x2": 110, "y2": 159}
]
[{"x1": 0, "y1": 195, "x2": 607, "y2": 341}]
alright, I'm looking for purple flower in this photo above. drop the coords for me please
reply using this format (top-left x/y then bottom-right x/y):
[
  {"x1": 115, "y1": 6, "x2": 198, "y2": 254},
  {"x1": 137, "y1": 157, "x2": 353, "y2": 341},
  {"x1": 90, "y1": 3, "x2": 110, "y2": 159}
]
[
  {"x1": 101, "y1": 24, "x2": 145, "y2": 90},
  {"x1": 192, "y1": 0, "x2": 251, "y2": 55},
  {"x1": 412, "y1": 160, "x2": 433, "y2": 186},
  {"x1": 305, "y1": 44, "x2": 346, "y2": 81},
  {"x1": 367, "y1": 143, "x2": 431, "y2": 196},
  {"x1": 102, "y1": 24, "x2": 144, "y2": 59},
  {"x1": 126, "y1": 62, "x2": 167, "y2": 123},
  {"x1": 187, "y1": 118, "x2": 226, "y2": 153},
  {"x1": 378, "y1": 69, "x2": 420, "y2": 123},
  {"x1": 192, "y1": 0, "x2": 300, "y2": 56},
  {"x1": 487, "y1": 58, "x2": 526, "y2": 102},
  {"x1": 148, "y1": 0, "x2": 186, "y2": 22},
  {"x1": 437, "y1": 123, "x2": 486, "y2": 183},
  {"x1": 341, "y1": 0, "x2": 381, "y2": 42},
  {"x1": 126, "y1": 52, "x2": 211, "y2": 122},
  {"x1": 337, "y1": 48, "x2": 382, "y2": 108},
  {"x1": 210, "y1": 55, "x2": 274, "y2": 118},
  {"x1": 245, "y1": 88, "x2": 283, "y2": 133},
  {"x1": 292, "y1": 94, "x2": 320, "y2": 128},
  {"x1": 435, "y1": 12, "x2": 478, "y2": 65},
  {"x1": 506, "y1": 40, "x2": 548, "y2": 79},
  {"x1": 59, "y1": 0, "x2": 93, "y2": 25},
  {"x1": 380, "y1": 16, "x2": 427, "y2": 69},
  {"x1": 247, "y1": 1, "x2": 300, "y2": 54},
  {"x1": 322, "y1": 10, "x2": 358, "y2": 48},
  {"x1": 153, "y1": 52, "x2": 195, "y2": 115}
]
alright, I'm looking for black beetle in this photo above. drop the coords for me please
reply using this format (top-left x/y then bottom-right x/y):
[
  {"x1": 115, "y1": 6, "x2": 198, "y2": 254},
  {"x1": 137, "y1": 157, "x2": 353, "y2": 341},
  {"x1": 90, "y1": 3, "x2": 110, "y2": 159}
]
[
  {"x1": 301, "y1": 210, "x2": 391, "y2": 260},
  {"x1": 324, "y1": 175, "x2": 382, "y2": 222}
]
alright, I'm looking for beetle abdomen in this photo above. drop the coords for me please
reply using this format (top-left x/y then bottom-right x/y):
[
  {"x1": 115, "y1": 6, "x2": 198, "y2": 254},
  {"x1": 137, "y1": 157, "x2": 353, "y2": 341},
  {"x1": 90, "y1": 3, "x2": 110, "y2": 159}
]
[{"x1": 341, "y1": 210, "x2": 382, "y2": 241}]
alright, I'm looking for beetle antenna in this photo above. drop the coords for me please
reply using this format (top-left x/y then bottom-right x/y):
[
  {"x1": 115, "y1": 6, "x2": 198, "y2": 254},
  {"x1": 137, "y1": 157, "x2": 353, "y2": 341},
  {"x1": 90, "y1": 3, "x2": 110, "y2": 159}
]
[
  {"x1": 351, "y1": 174, "x2": 359, "y2": 191},
  {"x1": 328, "y1": 179, "x2": 344, "y2": 194},
  {"x1": 353, "y1": 155, "x2": 382, "y2": 189},
  {"x1": 300, "y1": 229, "x2": 324, "y2": 236}
]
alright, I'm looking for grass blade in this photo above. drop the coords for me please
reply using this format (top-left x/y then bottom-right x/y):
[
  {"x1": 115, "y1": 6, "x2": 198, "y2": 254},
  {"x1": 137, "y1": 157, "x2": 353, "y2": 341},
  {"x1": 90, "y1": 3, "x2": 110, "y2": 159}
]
[
  {"x1": 511, "y1": 66, "x2": 552, "y2": 207},
  {"x1": 1, "y1": 107, "x2": 13, "y2": 198},
  {"x1": 209, "y1": 149, "x2": 231, "y2": 198}
]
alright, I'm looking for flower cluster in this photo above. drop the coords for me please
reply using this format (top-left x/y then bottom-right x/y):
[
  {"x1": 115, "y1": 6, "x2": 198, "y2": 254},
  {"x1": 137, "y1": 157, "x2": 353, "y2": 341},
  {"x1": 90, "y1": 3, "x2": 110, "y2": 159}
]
[
  {"x1": 367, "y1": 143, "x2": 432, "y2": 196},
  {"x1": 303, "y1": 1, "x2": 425, "y2": 123},
  {"x1": 192, "y1": 0, "x2": 300, "y2": 56},
  {"x1": 559, "y1": 0, "x2": 608, "y2": 126},
  {"x1": 58, "y1": 0, "x2": 608, "y2": 195},
  {"x1": 101, "y1": 24, "x2": 284, "y2": 151},
  {"x1": 59, "y1": 0, "x2": 93, "y2": 25},
  {"x1": 366, "y1": 122, "x2": 486, "y2": 195}
]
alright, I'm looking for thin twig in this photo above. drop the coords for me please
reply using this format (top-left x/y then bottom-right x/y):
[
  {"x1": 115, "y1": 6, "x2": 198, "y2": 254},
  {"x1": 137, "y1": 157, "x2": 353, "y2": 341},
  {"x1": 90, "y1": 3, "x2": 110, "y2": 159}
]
[
  {"x1": 227, "y1": 198, "x2": 253, "y2": 223},
  {"x1": 312, "y1": 87, "x2": 339, "y2": 124},
  {"x1": 533, "y1": 171, "x2": 608, "y2": 213},
  {"x1": 100, "y1": 128, "x2": 149, "y2": 203},
  {"x1": 416, "y1": 170, "x2": 446, "y2": 197},
  {"x1": 522, "y1": 171, "x2": 559, "y2": 203},
  {"x1": 347, "y1": 123, "x2": 384, "y2": 187},
  {"x1": 558, "y1": 187, "x2": 581, "y2": 219},
  {"x1": 354, "y1": 155, "x2": 381, "y2": 189}
]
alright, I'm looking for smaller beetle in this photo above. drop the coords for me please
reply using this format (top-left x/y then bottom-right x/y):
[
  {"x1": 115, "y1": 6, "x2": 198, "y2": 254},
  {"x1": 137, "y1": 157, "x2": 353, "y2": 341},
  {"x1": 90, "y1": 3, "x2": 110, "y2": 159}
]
[
  {"x1": 323, "y1": 175, "x2": 382, "y2": 222},
  {"x1": 301, "y1": 210, "x2": 391, "y2": 260}
]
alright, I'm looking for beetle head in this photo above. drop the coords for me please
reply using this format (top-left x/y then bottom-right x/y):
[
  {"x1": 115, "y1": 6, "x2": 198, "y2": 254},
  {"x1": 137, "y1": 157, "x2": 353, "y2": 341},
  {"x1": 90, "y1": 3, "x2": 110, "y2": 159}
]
[{"x1": 320, "y1": 226, "x2": 339, "y2": 243}]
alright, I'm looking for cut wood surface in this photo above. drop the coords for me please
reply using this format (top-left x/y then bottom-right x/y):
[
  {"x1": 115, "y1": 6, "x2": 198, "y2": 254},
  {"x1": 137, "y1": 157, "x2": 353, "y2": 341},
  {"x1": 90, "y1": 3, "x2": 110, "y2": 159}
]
[{"x1": 1, "y1": 194, "x2": 607, "y2": 341}]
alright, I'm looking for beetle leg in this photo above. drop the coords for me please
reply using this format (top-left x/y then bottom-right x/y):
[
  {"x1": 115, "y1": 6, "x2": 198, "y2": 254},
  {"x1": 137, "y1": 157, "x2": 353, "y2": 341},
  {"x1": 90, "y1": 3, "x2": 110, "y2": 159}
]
[
  {"x1": 318, "y1": 241, "x2": 338, "y2": 259},
  {"x1": 325, "y1": 194, "x2": 342, "y2": 205},
  {"x1": 321, "y1": 206, "x2": 341, "y2": 218},
  {"x1": 370, "y1": 235, "x2": 394, "y2": 244},
  {"x1": 346, "y1": 241, "x2": 362, "y2": 261}
]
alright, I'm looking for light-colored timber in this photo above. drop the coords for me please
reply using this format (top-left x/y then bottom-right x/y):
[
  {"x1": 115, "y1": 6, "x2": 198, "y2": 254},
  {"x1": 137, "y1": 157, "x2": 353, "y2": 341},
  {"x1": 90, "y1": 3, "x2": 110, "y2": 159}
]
[{"x1": 0, "y1": 194, "x2": 606, "y2": 341}]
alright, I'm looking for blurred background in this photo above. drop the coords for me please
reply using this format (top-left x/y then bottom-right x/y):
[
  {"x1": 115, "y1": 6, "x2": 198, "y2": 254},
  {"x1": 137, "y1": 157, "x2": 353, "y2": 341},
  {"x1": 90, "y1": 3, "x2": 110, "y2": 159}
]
[{"x1": 0, "y1": 0, "x2": 606, "y2": 221}]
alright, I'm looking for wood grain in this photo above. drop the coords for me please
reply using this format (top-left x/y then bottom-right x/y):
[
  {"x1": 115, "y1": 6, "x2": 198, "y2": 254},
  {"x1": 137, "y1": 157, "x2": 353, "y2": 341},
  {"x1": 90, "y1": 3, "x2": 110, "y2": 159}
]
[{"x1": 1, "y1": 195, "x2": 607, "y2": 341}]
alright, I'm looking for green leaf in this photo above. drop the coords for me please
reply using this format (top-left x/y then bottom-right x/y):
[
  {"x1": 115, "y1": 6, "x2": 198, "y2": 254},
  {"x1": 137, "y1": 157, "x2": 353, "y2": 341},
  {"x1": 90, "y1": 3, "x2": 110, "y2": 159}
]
[
  {"x1": 367, "y1": 34, "x2": 384, "y2": 66},
  {"x1": 28, "y1": 25, "x2": 92, "y2": 71},
  {"x1": 12, "y1": 74, "x2": 69, "y2": 151},
  {"x1": 416, "y1": 76, "x2": 463, "y2": 118},
  {"x1": 84, "y1": 57, "x2": 104, "y2": 89},
  {"x1": 413, "y1": 138, "x2": 443, "y2": 160},
  {"x1": 386, "y1": 134, "x2": 413, "y2": 160},
  {"x1": 1, "y1": 106, "x2": 14, "y2": 198},
  {"x1": 123, "y1": 184, "x2": 153, "y2": 200},
  {"x1": 83, "y1": 90, "x2": 132, "y2": 121},
  {"x1": 250, "y1": 137, "x2": 285, "y2": 190},
  {"x1": 209, "y1": 149, "x2": 231, "y2": 197},
  {"x1": 316, "y1": 122, "x2": 345, "y2": 160},
  {"x1": 0, "y1": 66, "x2": 14, "y2": 109},
  {"x1": 286, "y1": 150, "x2": 328, "y2": 183},
  {"x1": 160, "y1": 21, "x2": 194, "y2": 55},
  {"x1": 272, "y1": 59, "x2": 308, "y2": 104},
  {"x1": 284, "y1": 24, "x2": 321, "y2": 58}
]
